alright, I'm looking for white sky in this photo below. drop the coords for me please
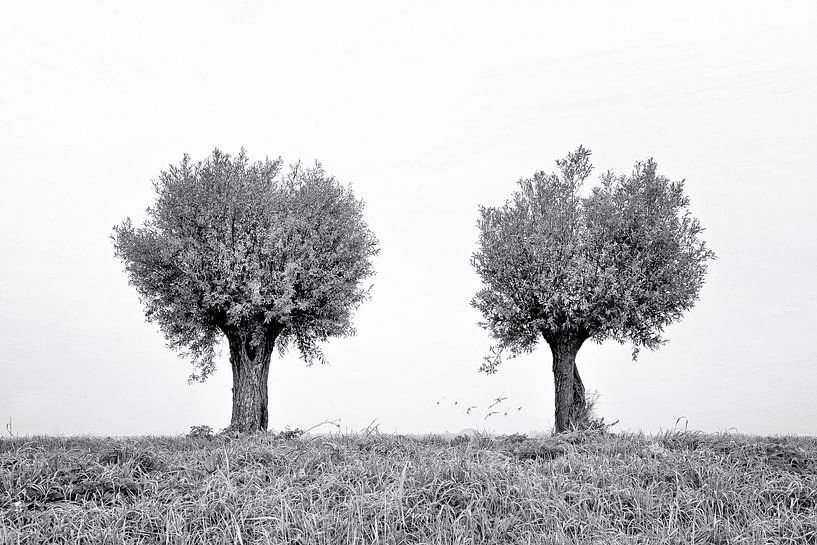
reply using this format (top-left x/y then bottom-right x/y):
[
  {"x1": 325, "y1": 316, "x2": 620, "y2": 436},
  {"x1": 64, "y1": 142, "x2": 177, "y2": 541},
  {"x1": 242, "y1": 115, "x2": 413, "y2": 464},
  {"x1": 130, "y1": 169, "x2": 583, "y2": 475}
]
[{"x1": 1, "y1": 1, "x2": 816, "y2": 437}]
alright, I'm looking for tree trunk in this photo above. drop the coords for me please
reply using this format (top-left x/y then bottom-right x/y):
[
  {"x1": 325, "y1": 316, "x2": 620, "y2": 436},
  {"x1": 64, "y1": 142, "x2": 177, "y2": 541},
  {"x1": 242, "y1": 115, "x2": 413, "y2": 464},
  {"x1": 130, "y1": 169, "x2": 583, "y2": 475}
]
[
  {"x1": 225, "y1": 327, "x2": 279, "y2": 433},
  {"x1": 549, "y1": 335, "x2": 588, "y2": 433}
]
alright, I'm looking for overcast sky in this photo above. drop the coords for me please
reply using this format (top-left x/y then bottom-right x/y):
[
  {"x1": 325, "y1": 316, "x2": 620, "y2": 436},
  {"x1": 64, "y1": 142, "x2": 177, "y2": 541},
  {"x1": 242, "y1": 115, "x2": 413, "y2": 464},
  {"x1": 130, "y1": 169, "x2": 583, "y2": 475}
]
[{"x1": 1, "y1": 1, "x2": 816, "y2": 437}]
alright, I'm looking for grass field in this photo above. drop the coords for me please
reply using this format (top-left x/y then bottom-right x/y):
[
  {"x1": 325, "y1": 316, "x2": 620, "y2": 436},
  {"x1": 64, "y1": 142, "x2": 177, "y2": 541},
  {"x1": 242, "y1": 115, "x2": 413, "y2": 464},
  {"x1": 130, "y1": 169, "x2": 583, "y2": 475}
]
[{"x1": 1, "y1": 428, "x2": 815, "y2": 544}]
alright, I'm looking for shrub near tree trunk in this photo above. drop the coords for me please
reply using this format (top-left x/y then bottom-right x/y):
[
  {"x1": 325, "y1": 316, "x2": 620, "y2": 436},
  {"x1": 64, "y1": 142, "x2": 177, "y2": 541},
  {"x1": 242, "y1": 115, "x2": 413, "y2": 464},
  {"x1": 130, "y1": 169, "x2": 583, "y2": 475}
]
[
  {"x1": 113, "y1": 149, "x2": 378, "y2": 432},
  {"x1": 471, "y1": 147, "x2": 714, "y2": 432}
]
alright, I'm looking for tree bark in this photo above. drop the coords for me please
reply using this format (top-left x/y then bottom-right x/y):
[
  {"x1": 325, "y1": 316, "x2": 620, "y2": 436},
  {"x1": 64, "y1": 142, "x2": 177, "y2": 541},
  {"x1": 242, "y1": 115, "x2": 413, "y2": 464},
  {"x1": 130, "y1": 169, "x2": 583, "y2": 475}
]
[
  {"x1": 549, "y1": 335, "x2": 588, "y2": 433},
  {"x1": 224, "y1": 326, "x2": 279, "y2": 433}
]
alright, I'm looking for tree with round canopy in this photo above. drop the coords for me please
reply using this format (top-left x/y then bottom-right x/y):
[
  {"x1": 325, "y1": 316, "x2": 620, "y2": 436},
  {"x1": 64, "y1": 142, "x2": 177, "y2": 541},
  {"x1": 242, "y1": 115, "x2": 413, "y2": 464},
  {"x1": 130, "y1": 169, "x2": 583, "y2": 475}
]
[
  {"x1": 471, "y1": 147, "x2": 715, "y2": 432},
  {"x1": 113, "y1": 149, "x2": 378, "y2": 432}
]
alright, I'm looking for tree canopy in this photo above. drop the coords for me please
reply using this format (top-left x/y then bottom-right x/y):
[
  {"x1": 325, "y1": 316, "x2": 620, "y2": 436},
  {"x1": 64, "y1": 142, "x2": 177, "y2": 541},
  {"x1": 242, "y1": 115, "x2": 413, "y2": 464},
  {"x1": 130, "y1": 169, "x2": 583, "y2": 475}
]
[
  {"x1": 113, "y1": 149, "x2": 379, "y2": 382},
  {"x1": 472, "y1": 147, "x2": 715, "y2": 374}
]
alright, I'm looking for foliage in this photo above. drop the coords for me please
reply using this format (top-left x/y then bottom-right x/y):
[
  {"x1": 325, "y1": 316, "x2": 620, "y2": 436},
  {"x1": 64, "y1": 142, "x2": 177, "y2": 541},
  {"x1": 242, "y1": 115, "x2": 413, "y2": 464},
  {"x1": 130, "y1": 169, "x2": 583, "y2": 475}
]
[
  {"x1": 472, "y1": 147, "x2": 715, "y2": 372},
  {"x1": 569, "y1": 391, "x2": 618, "y2": 433},
  {"x1": 187, "y1": 425, "x2": 214, "y2": 439},
  {"x1": 113, "y1": 149, "x2": 379, "y2": 381},
  {"x1": 2, "y1": 432, "x2": 815, "y2": 543},
  {"x1": 274, "y1": 427, "x2": 305, "y2": 440}
]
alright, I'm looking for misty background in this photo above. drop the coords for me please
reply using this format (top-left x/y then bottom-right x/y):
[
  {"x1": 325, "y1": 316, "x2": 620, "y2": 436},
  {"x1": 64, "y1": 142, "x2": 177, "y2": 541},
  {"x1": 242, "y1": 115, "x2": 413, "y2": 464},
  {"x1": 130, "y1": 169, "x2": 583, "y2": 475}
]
[{"x1": 1, "y1": 1, "x2": 816, "y2": 436}]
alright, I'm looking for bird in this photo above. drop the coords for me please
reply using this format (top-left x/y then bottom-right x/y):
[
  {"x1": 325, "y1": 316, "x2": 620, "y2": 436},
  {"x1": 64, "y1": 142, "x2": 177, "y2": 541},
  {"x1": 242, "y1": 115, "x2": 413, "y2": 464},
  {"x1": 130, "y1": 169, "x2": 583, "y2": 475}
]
[
  {"x1": 466, "y1": 405, "x2": 478, "y2": 415},
  {"x1": 488, "y1": 396, "x2": 508, "y2": 409},
  {"x1": 484, "y1": 411, "x2": 499, "y2": 419}
]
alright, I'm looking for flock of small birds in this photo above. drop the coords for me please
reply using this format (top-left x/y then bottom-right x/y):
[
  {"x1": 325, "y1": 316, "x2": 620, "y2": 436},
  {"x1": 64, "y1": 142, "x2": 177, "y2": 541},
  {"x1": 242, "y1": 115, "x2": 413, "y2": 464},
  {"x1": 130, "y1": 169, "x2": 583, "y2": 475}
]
[{"x1": 435, "y1": 395, "x2": 522, "y2": 419}]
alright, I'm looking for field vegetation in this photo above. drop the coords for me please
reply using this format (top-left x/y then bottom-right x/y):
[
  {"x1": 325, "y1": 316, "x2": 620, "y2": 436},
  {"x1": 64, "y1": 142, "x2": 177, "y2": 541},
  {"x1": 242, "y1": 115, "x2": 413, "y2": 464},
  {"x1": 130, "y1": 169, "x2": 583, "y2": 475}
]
[{"x1": 1, "y1": 428, "x2": 815, "y2": 544}]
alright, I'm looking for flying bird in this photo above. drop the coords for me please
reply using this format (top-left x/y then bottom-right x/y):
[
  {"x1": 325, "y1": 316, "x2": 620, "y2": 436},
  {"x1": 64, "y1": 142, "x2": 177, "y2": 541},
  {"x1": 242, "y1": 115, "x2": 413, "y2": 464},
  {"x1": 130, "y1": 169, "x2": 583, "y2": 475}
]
[
  {"x1": 484, "y1": 411, "x2": 499, "y2": 419},
  {"x1": 466, "y1": 406, "x2": 477, "y2": 415},
  {"x1": 488, "y1": 396, "x2": 508, "y2": 409}
]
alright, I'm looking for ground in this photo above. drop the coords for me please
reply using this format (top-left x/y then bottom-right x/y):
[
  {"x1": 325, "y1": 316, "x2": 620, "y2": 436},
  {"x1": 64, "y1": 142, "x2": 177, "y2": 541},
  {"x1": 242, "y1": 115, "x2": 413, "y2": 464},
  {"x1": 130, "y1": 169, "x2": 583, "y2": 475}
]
[{"x1": 1, "y1": 429, "x2": 815, "y2": 544}]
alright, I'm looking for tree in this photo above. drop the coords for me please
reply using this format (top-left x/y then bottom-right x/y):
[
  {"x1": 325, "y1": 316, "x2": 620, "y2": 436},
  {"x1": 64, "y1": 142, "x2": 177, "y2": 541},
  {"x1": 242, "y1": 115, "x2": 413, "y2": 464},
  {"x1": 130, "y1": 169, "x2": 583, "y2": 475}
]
[
  {"x1": 471, "y1": 147, "x2": 715, "y2": 432},
  {"x1": 113, "y1": 149, "x2": 378, "y2": 432}
]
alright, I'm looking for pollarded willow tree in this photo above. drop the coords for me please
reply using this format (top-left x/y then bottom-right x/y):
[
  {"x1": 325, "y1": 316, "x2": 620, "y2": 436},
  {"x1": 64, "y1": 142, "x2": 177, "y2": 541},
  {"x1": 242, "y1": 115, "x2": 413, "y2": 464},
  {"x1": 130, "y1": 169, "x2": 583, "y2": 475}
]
[
  {"x1": 472, "y1": 147, "x2": 715, "y2": 432},
  {"x1": 113, "y1": 149, "x2": 378, "y2": 432}
]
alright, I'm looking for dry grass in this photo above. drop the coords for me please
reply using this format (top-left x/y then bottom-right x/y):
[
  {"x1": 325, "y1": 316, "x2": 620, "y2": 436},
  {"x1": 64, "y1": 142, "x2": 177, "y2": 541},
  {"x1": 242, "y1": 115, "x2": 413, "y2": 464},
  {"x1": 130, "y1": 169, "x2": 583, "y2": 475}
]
[{"x1": 1, "y1": 429, "x2": 816, "y2": 544}]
